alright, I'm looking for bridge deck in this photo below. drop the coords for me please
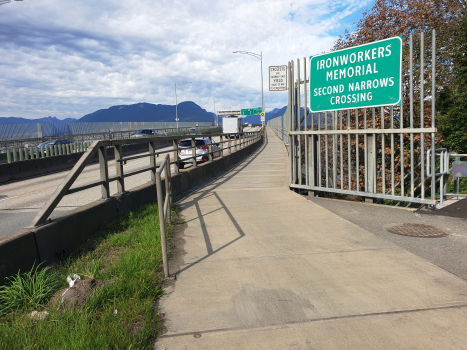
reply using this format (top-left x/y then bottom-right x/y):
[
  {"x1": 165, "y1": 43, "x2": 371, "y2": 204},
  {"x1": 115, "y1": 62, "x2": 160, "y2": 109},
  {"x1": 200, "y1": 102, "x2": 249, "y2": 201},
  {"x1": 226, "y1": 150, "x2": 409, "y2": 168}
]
[{"x1": 157, "y1": 128, "x2": 467, "y2": 350}]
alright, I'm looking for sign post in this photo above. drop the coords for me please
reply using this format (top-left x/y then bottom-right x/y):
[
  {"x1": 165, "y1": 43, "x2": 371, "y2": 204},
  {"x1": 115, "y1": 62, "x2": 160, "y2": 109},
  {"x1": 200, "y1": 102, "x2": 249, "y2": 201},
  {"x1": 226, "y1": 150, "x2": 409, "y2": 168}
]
[
  {"x1": 269, "y1": 66, "x2": 287, "y2": 91},
  {"x1": 309, "y1": 36, "x2": 402, "y2": 112}
]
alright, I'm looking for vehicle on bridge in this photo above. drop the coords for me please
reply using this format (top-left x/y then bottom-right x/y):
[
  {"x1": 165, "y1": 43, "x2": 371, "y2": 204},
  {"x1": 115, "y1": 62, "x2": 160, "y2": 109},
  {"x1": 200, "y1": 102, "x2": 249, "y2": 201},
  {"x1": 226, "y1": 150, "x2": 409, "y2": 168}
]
[
  {"x1": 177, "y1": 137, "x2": 221, "y2": 169},
  {"x1": 35, "y1": 139, "x2": 73, "y2": 154},
  {"x1": 130, "y1": 129, "x2": 167, "y2": 138},
  {"x1": 223, "y1": 117, "x2": 242, "y2": 138}
]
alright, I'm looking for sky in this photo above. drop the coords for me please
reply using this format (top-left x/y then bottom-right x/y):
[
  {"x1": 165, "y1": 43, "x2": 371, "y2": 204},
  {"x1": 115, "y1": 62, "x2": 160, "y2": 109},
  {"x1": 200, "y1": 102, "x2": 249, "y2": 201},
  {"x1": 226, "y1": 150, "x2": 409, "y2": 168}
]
[{"x1": 0, "y1": 0, "x2": 374, "y2": 120}]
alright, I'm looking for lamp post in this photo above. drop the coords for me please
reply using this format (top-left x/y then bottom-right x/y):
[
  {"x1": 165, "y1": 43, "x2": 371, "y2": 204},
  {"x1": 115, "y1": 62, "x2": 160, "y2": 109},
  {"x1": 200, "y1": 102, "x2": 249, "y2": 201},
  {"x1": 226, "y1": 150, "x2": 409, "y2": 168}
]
[
  {"x1": 174, "y1": 82, "x2": 191, "y2": 130},
  {"x1": 233, "y1": 51, "x2": 264, "y2": 127}
]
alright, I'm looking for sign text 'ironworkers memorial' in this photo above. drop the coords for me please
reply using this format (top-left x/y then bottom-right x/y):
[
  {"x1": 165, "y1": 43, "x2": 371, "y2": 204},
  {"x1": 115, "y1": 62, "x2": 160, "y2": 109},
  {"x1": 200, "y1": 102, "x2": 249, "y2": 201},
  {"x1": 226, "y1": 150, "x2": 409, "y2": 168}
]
[
  {"x1": 269, "y1": 66, "x2": 287, "y2": 91},
  {"x1": 309, "y1": 36, "x2": 402, "y2": 112}
]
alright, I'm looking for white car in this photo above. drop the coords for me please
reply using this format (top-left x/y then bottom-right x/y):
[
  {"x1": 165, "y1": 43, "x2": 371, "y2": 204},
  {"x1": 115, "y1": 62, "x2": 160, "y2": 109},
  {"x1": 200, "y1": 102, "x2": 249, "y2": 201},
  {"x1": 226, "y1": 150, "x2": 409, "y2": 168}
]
[{"x1": 178, "y1": 137, "x2": 221, "y2": 169}]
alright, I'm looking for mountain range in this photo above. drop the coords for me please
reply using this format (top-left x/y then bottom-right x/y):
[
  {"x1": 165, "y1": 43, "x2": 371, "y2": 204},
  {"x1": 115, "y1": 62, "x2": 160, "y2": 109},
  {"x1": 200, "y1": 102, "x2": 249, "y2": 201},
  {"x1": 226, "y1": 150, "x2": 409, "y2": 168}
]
[{"x1": 0, "y1": 101, "x2": 287, "y2": 124}]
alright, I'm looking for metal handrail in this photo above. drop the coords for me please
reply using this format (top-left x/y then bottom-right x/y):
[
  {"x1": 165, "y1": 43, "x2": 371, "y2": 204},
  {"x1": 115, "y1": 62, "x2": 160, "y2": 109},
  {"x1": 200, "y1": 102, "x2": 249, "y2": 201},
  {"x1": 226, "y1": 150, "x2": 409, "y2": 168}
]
[
  {"x1": 156, "y1": 154, "x2": 172, "y2": 278},
  {"x1": 28, "y1": 130, "x2": 262, "y2": 228}
]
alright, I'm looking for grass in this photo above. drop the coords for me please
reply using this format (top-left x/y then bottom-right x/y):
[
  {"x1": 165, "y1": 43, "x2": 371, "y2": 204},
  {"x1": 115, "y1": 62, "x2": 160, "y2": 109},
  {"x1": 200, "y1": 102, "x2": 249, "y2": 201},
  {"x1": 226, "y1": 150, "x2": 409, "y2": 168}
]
[
  {"x1": 0, "y1": 264, "x2": 61, "y2": 316},
  {"x1": 0, "y1": 203, "x2": 180, "y2": 350}
]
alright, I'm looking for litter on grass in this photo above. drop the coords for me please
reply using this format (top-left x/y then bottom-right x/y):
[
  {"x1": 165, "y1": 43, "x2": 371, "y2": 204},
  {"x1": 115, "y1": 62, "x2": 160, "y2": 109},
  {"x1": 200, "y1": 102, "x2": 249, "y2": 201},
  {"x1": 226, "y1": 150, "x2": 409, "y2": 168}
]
[{"x1": 57, "y1": 274, "x2": 81, "y2": 310}]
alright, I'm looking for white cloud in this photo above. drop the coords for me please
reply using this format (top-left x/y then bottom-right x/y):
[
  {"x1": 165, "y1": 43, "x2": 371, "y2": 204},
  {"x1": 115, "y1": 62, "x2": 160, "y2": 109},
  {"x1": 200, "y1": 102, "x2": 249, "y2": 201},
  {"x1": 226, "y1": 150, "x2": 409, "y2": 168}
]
[{"x1": 0, "y1": 0, "x2": 372, "y2": 119}]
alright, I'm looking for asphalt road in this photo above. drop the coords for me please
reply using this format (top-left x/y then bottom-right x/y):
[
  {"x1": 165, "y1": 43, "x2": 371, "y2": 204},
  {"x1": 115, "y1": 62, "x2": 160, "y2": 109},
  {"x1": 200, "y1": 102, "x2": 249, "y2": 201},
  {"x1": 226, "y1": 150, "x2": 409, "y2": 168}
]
[{"x1": 0, "y1": 128, "x2": 260, "y2": 237}]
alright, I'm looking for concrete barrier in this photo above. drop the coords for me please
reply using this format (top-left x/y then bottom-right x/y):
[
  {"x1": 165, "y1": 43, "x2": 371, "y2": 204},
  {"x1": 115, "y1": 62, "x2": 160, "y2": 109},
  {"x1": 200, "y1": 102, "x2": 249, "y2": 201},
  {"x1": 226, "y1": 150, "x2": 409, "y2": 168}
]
[
  {"x1": 9, "y1": 158, "x2": 47, "y2": 181},
  {"x1": 34, "y1": 198, "x2": 118, "y2": 264},
  {"x1": 0, "y1": 229, "x2": 40, "y2": 279},
  {"x1": 43, "y1": 153, "x2": 84, "y2": 174},
  {"x1": 0, "y1": 136, "x2": 263, "y2": 281},
  {"x1": 0, "y1": 163, "x2": 13, "y2": 183},
  {"x1": 0, "y1": 153, "x2": 7, "y2": 165}
]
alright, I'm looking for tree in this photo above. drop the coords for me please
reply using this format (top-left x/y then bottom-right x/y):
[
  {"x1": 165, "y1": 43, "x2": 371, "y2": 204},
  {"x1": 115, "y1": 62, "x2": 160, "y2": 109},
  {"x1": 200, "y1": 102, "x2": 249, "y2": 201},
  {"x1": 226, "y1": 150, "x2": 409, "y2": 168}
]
[{"x1": 437, "y1": 13, "x2": 467, "y2": 153}]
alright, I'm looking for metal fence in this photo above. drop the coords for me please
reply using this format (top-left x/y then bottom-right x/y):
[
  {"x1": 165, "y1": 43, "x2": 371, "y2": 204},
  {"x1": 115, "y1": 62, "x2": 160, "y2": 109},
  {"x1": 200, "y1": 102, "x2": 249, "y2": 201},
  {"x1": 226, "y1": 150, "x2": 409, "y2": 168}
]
[
  {"x1": 0, "y1": 125, "x2": 220, "y2": 156},
  {"x1": 268, "y1": 31, "x2": 451, "y2": 207},
  {"x1": 0, "y1": 121, "x2": 215, "y2": 142},
  {"x1": 28, "y1": 130, "x2": 262, "y2": 228}
]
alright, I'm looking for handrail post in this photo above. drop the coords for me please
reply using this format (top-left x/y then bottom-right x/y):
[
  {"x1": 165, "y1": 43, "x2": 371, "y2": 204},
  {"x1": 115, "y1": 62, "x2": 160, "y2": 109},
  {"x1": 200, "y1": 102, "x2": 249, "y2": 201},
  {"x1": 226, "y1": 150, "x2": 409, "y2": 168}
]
[
  {"x1": 165, "y1": 155, "x2": 172, "y2": 225},
  {"x1": 98, "y1": 146, "x2": 110, "y2": 199},
  {"x1": 191, "y1": 137, "x2": 197, "y2": 168},
  {"x1": 149, "y1": 141, "x2": 156, "y2": 182},
  {"x1": 156, "y1": 160, "x2": 169, "y2": 278},
  {"x1": 115, "y1": 144, "x2": 125, "y2": 193},
  {"x1": 173, "y1": 139, "x2": 179, "y2": 173},
  {"x1": 208, "y1": 136, "x2": 213, "y2": 161},
  {"x1": 228, "y1": 136, "x2": 231, "y2": 154},
  {"x1": 220, "y1": 136, "x2": 224, "y2": 158}
]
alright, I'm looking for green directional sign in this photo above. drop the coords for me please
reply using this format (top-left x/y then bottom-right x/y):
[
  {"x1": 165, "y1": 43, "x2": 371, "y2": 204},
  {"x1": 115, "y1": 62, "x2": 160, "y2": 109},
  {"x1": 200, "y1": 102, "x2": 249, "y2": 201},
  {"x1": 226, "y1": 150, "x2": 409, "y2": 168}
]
[
  {"x1": 309, "y1": 36, "x2": 402, "y2": 112},
  {"x1": 241, "y1": 107, "x2": 262, "y2": 116}
]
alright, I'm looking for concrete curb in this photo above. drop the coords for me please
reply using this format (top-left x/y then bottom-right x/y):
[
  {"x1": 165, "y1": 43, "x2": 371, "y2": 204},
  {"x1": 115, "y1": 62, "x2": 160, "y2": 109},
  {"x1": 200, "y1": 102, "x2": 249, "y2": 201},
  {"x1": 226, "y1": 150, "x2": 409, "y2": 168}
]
[{"x1": 0, "y1": 137, "x2": 263, "y2": 281}]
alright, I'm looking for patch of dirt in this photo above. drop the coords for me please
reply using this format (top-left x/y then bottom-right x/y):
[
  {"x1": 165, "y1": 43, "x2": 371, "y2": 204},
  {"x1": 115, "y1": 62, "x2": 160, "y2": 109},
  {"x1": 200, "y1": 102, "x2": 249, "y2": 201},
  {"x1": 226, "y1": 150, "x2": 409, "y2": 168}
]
[
  {"x1": 49, "y1": 278, "x2": 105, "y2": 310},
  {"x1": 167, "y1": 218, "x2": 188, "y2": 279}
]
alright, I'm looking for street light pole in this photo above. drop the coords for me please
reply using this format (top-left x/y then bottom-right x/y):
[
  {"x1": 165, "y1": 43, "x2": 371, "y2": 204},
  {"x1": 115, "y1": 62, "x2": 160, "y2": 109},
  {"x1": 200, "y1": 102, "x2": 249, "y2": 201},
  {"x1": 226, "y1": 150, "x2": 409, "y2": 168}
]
[
  {"x1": 174, "y1": 81, "x2": 191, "y2": 131},
  {"x1": 233, "y1": 50, "x2": 264, "y2": 128}
]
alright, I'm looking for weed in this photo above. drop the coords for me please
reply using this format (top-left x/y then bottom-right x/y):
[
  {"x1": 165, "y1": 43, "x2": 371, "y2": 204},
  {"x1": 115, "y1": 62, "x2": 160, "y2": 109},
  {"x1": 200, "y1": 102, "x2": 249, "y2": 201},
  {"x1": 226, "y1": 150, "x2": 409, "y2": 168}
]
[
  {"x1": 0, "y1": 263, "x2": 60, "y2": 316},
  {"x1": 0, "y1": 202, "x2": 179, "y2": 349}
]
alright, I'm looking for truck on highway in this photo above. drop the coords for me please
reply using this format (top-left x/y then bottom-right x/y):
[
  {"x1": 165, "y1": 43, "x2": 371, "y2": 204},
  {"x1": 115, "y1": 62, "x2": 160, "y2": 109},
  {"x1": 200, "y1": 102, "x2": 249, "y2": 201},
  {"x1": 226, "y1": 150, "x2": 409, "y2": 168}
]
[{"x1": 222, "y1": 117, "x2": 243, "y2": 138}]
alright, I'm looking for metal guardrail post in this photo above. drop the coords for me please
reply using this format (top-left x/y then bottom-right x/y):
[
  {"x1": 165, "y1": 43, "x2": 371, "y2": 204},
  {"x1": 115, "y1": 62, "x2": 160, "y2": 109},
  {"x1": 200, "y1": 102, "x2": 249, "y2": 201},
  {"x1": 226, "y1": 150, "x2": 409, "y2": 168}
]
[
  {"x1": 156, "y1": 155, "x2": 171, "y2": 278},
  {"x1": 115, "y1": 144, "x2": 125, "y2": 193},
  {"x1": 191, "y1": 138, "x2": 197, "y2": 168},
  {"x1": 220, "y1": 136, "x2": 224, "y2": 158},
  {"x1": 98, "y1": 146, "x2": 110, "y2": 199},
  {"x1": 208, "y1": 136, "x2": 213, "y2": 161},
  {"x1": 228, "y1": 136, "x2": 231, "y2": 154},
  {"x1": 173, "y1": 139, "x2": 179, "y2": 173},
  {"x1": 25, "y1": 148, "x2": 29, "y2": 160},
  {"x1": 12, "y1": 148, "x2": 18, "y2": 162},
  {"x1": 149, "y1": 141, "x2": 157, "y2": 182},
  {"x1": 7, "y1": 149, "x2": 11, "y2": 163}
]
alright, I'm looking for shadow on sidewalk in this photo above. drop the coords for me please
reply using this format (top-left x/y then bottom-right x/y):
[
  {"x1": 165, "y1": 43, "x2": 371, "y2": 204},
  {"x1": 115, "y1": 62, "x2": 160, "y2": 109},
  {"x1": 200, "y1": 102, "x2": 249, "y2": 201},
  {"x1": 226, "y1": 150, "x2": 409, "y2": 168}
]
[{"x1": 175, "y1": 131, "x2": 270, "y2": 275}]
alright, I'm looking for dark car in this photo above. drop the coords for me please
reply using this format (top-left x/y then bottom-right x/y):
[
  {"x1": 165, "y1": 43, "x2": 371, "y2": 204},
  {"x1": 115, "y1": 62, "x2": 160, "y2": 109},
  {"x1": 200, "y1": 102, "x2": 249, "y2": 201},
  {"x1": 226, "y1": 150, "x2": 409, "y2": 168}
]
[{"x1": 35, "y1": 139, "x2": 73, "y2": 155}]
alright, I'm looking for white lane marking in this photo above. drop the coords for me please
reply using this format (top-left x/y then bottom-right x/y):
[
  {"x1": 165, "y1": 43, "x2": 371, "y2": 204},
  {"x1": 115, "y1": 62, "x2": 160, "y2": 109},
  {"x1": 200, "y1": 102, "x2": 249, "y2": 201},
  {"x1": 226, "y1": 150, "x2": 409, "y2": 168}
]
[{"x1": 0, "y1": 195, "x2": 19, "y2": 202}]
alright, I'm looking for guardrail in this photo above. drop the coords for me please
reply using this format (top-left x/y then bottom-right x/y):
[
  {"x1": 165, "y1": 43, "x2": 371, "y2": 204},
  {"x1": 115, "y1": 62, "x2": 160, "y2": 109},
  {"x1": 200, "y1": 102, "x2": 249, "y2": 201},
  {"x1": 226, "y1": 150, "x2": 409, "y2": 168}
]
[
  {"x1": 28, "y1": 130, "x2": 262, "y2": 228},
  {"x1": 156, "y1": 154, "x2": 172, "y2": 278},
  {"x1": 4, "y1": 141, "x2": 93, "y2": 163}
]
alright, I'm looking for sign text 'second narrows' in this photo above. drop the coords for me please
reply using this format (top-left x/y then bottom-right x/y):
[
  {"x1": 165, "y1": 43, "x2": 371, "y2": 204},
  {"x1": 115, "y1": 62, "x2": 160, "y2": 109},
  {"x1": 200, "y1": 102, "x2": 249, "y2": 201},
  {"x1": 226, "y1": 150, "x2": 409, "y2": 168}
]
[{"x1": 309, "y1": 36, "x2": 402, "y2": 112}]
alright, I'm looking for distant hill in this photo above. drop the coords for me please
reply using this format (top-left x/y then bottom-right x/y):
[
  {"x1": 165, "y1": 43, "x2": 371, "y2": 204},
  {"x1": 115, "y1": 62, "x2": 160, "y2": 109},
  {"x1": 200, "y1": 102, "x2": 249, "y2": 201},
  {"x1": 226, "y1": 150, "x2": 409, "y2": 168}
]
[
  {"x1": 0, "y1": 102, "x2": 216, "y2": 124},
  {"x1": 79, "y1": 101, "x2": 216, "y2": 123},
  {"x1": 0, "y1": 116, "x2": 77, "y2": 124}
]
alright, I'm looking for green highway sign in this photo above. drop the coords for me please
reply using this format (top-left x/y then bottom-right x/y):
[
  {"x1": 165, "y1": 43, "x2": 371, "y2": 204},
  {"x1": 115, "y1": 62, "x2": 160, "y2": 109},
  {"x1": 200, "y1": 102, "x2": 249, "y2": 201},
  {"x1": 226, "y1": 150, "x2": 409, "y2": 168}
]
[
  {"x1": 309, "y1": 36, "x2": 402, "y2": 112},
  {"x1": 241, "y1": 107, "x2": 262, "y2": 116}
]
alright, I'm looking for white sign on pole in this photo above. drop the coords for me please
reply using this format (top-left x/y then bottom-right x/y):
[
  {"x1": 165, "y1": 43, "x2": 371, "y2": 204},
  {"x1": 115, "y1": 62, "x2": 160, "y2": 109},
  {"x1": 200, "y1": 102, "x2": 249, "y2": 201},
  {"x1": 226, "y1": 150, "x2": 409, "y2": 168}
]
[{"x1": 269, "y1": 65, "x2": 287, "y2": 91}]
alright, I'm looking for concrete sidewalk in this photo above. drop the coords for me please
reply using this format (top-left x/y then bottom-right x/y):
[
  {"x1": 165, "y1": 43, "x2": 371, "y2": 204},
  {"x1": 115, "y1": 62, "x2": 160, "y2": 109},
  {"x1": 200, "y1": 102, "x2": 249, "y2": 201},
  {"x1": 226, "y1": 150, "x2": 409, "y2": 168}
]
[{"x1": 156, "y1": 128, "x2": 467, "y2": 350}]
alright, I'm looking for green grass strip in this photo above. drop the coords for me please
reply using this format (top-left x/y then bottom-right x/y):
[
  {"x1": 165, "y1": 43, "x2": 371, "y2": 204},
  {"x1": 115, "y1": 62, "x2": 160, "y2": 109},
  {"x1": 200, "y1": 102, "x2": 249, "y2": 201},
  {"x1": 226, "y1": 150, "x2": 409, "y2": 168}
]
[{"x1": 0, "y1": 203, "x2": 180, "y2": 350}]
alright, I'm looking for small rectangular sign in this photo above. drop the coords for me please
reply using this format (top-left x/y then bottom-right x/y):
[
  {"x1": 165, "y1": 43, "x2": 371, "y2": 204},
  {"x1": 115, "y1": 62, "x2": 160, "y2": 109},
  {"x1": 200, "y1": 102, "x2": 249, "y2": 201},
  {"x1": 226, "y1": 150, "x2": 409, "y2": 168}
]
[
  {"x1": 309, "y1": 36, "x2": 402, "y2": 112},
  {"x1": 452, "y1": 161, "x2": 467, "y2": 178},
  {"x1": 269, "y1": 65, "x2": 287, "y2": 91}
]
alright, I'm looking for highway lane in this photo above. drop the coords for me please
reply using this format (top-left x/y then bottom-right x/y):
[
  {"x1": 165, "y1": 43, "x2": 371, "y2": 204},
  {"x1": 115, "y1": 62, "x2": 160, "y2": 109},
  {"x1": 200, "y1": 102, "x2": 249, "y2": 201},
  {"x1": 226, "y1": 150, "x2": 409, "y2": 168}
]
[{"x1": 0, "y1": 128, "x2": 260, "y2": 236}]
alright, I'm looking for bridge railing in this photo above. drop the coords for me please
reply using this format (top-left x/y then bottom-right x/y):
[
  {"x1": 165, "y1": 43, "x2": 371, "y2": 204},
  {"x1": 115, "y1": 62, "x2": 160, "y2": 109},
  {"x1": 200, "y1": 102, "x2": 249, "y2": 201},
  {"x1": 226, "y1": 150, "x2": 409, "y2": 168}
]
[{"x1": 28, "y1": 130, "x2": 262, "y2": 228}]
